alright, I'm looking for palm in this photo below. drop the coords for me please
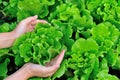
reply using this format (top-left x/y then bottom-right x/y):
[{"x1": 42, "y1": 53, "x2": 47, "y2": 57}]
[{"x1": 28, "y1": 50, "x2": 65, "y2": 77}]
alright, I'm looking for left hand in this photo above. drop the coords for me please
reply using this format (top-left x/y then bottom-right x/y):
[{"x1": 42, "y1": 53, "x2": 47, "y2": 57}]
[
  {"x1": 24, "y1": 50, "x2": 65, "y2": 78},
  {"x1": 13, "y1": 15, "x2": 47, "y2": 37}
]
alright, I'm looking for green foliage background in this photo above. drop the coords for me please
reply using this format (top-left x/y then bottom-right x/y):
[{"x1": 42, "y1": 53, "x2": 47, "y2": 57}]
[{"x1": 0, "y1": 0, "x2": 120, "y2": 80}]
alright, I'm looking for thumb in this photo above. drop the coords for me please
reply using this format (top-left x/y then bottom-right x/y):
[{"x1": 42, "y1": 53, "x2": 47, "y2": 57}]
[{"x1": 55, "y1": 50, "x2": 65, "y2": 65}]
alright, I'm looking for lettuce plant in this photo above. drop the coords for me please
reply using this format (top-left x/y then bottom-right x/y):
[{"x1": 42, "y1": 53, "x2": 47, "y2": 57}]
[{"x1": 0, "y1": 0, "x2": 120, "y2": 80}]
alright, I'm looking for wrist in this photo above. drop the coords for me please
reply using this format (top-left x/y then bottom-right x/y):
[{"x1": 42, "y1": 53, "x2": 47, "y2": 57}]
[
  {"x1": 22, "y1": 63, "x2": 34, "y2": 78},
  {"x1": 12, "y1": 30, "x2": 21, "y2": 38},
  {"x1": 5, "y1": 63, "x2": 32, "y2": 80},
  {"x1": 0, "y1": 31, "x2": 18, "y2": 48}
]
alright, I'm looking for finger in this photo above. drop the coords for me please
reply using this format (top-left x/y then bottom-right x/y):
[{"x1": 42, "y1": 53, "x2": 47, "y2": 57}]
[
  {"x1": 26, "y1": 25, "x2": 35, "y2": 32},
  {"x1": 37, "y1": 20, "x2": 48, "y2": 24},
  {"x1": 31, "y1": 20, "x2": 48, "y2": 25},
  {"x1": 45, "y1": 50, "x2": 65, "y2": 66},
  {"x1": 55, "y1": 50, "x2": 65, "y2": 65},
  {"x1": 45, "y1": 58, "x2": 57, "y2": 66},
  {"x1": 23, "y1": 15, "x2": 38, "y2": 23},
  {"x1": 30, "y1": 20, "x2": 48, "y2": 29},
  {"x1": 27, "y1": 27, "x2": 34, "y2": 32},
  {"x1": 34, "y1": 64, "x2": 59, "y2": 77},
  {"x1": 45, "y1": 71, "x2": 56, "y2": 77},
  {"x1": 43, "y1": 65, "x2": 59, "y2": 77},
  {"x1": 45, "y1": 55, "x2": 59, "y2": 66},
  {"x1": 45, "y1": 65, "x2": 59, "y2": 74}
]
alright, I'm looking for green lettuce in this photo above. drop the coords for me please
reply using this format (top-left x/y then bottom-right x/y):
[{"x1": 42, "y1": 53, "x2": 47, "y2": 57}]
[
  {"x1": 12, "y1": 23, "x2": 63, "y2": 66},
  {"x1": 68, "y1": 38, "x2": 98, "y2": 80}
]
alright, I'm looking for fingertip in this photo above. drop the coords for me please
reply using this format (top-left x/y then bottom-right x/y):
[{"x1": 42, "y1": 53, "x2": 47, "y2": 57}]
[
  {"x1": 60, "y1": 50, "x2": 66, "y2": 56},
  {"x1": 34, "y1": 15, "x2": 38, "y2": 19},
  {"x1": 62, "y1": 50, "x2": 66, "y2": 54}
]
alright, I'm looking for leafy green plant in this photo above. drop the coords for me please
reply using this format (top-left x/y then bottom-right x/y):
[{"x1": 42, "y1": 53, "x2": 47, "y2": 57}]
[
  {"x1": 0, "y1": 0, "x2": 120, "y2": 80},
  {"x1": 12, "y1": 23, "x2": 63, "y2": 66}
]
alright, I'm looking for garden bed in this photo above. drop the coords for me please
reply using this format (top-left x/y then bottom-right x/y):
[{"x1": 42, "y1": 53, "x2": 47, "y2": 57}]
[{"x1": 0, "y1": 0, "x2": 120, "y2": 80}]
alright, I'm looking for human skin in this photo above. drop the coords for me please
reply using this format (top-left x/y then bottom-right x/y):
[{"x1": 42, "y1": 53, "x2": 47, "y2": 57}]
[{"x1": 0, "y1": 15, "x2": 65, "y2": 80}]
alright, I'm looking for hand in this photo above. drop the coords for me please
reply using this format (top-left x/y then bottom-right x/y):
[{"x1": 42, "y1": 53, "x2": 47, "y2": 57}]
[
  {"x1": 13, "y1": 15, "x2": 47, "y2": 37},
  {"x1": 24, "y1": 50, "x2": 65, "y2": 78}
]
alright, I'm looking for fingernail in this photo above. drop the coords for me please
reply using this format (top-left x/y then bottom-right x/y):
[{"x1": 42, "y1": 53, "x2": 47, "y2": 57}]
[
  {"x1": 62, "y1": 50, "x2": 66, "y2": 54},
  {"x1": 59, "y1": 50, "x2": 65, "y2": 56}
]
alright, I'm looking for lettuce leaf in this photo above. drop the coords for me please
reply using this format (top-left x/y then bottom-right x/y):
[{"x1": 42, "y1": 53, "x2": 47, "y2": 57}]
[
  {"x1": 12, "y1": 23, "x2": 63, "y2": 65},
  {"x1": 0, "y1": 58, "x2": 10, "y2": 80},
  {"x1": 72, "y1": 38, "x2": 98, "y2": 54}
]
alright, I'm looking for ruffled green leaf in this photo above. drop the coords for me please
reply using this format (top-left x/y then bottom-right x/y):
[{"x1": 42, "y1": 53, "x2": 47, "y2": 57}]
[
  {"x1": 0, "y1": 58, "x2": 10, "y2": 79},
  {"x1": 52, "y1": 60, "x2": 67, "y2": 80},
  {"x1": 72, "y1": 38, "x2": 98, "y2": 53}
]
